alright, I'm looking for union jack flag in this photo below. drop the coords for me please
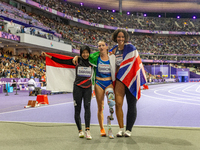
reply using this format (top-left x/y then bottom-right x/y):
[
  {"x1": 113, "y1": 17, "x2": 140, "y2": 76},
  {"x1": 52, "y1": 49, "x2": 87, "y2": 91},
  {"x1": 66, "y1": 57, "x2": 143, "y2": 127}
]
[{"x1": 111, "y1": 44, "x2": 147, "y2": 100}]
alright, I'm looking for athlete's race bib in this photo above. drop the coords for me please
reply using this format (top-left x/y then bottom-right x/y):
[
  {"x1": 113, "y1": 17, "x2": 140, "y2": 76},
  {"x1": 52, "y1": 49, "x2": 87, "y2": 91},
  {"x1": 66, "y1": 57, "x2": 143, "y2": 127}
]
[
  {"x1": 77, "y1": 67, "x2": 91, "y2": 77},
  {"x1": 116, "y1": 55, "x2": 123, "y2": 66},
  {"x1": 98, "y1": 63, "x2": 111, "y2": 74}
]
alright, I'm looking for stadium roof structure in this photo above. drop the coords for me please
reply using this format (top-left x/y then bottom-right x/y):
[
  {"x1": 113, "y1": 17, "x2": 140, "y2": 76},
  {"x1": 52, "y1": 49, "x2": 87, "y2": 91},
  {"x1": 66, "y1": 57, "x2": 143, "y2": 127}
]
[
  {"x1": 67, "y1": 0, "x2": 200, "y2": 13},
  {"x1": 0, "y1": 38, "x2": 77, "y2": 57}
]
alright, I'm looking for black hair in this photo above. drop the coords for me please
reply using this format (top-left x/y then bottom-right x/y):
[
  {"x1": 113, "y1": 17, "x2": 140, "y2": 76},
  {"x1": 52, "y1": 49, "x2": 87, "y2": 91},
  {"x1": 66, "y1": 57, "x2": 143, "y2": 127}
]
[
  {"x1": 112, "y1": 29, "x2": 129, "y2": 43},
  {"x1": 80, "y1": 45, "x2": 91, "y2": 57}
]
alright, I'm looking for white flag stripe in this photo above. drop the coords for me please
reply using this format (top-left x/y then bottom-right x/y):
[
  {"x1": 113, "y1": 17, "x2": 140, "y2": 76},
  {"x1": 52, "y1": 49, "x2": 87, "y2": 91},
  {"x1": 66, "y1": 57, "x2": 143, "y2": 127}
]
[
  {"x1": 137, "y1": 69, "x2": 141, "y2": 100},
  {"x1": 46, "y1": 66, "x2": 75, "y2": 92}
]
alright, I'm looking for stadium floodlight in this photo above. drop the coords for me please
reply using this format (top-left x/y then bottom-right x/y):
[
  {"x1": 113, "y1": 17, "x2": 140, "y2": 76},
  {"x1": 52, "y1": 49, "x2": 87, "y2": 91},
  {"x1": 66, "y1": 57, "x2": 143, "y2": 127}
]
[
  {"x1": 144, "y1": 14, "x2": 147, "y2": 17},
  {"x1": 193, "y1": 16, "x2": 196, "y2": 19},
  {"x1": 98, "y1": 7, "x2": 101, "y2": 10},
  {"x1": 127, "y1": 12, "x2": 130, "y2": 15},
  {"x1": 177, "y1": 16, "x2": 180, "y2": 19},
  {"x1": 112, "y1": 10, "x2": 115, "y2": 13},
  {"x1": 158, "y1": 15, "x2": 161, "y2": 18},
  {"x1": 80, "y1": 2, "x2": 83, "y2": 6}
]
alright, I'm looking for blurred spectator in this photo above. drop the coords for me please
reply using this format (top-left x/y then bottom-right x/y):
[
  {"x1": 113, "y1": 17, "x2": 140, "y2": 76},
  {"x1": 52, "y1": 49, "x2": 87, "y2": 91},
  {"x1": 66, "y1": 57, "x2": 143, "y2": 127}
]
[
  {"x1": 28, "y1": 76, "x2": 37, "y2": 96},
  {"x1": 21, "y1": 26, "x2": 25, "y2": 33}
]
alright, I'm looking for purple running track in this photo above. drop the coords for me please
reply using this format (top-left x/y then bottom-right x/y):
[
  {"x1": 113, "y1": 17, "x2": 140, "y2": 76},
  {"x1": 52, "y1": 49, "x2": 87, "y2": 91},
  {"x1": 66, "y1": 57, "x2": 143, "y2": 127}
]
[{"x1": 0, "y1": 82, "x2": 200, "y2": 127}]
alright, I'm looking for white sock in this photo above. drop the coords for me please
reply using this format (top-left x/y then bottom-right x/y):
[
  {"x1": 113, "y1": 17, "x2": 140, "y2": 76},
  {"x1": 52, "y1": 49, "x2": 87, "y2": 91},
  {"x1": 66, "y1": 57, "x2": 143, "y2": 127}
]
[{"x1": 120, "y1": 128, "x2": 124, "y2": 132}]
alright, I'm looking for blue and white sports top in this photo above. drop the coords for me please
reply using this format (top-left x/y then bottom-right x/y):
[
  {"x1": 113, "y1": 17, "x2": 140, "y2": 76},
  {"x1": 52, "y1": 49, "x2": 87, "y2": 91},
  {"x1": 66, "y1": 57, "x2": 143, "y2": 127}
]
[
  {"x1": 96, "y1": 56, "x2": 111, "y2": 78},
  {"x1": 115, "y1": 47, "x2": 124, "y2": 67}
]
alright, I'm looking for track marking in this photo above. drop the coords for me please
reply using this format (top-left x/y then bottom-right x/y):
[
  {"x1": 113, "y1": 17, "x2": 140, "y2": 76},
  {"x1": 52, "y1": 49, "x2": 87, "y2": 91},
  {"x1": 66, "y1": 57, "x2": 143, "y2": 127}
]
[
  {"x1": 151, "y1": 83, "x2": 200, "y2": 101},
  {"x1": 168, "y1": 83, "x2": 200, "y2": 98},
  {"x1": 142, "y1": 93, "x2": 200, "y2": 106},
  {"x1": 195, "y1": 85, "x2": 200, "y2": 93},
  {"x1": 182, "y1": 84, "x2": 200, "y2": 95},
  {"x1": 141, "y1": 83, "x2": 200, "y2": 102},
  {"x1": 0, "y1": 101, "x2": 74, "y2": 115}
]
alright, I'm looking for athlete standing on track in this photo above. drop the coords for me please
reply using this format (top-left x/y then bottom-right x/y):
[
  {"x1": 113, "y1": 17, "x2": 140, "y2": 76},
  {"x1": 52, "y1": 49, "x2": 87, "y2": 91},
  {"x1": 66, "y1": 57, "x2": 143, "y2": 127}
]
[
  {"x1": 110, "y1": 29, "x2": 146, "y2": 137},
  {"x1": 90, "y1": 39, "x2": 116, "y2": 137},
  {"x1": 42, "y1": 46, "x2": 93, "y2": 140},
  {"x1": 73, "y1": 39, "x2": 116, "y2": 138}
]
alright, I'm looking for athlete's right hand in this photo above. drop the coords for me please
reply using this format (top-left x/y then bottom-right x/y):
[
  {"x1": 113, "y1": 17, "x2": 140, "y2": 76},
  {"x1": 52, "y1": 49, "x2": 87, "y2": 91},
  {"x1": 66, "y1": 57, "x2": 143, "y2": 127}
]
[
  {"x1": 41, "y1": 51, "x2": 52, "y2": 58},
  {"x1": 72, "y1": 56, "x2": 79, "y2": 65},
  {"x1": 41, "y1": 51, "x2": 46, "y2": 56}
]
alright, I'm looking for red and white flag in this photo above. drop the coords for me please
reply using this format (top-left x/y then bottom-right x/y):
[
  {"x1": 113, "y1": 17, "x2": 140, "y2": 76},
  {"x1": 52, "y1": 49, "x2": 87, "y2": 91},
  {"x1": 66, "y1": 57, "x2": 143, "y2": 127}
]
[{"x1": 45, "y1": 53, "x2": 75, "y2": 92}]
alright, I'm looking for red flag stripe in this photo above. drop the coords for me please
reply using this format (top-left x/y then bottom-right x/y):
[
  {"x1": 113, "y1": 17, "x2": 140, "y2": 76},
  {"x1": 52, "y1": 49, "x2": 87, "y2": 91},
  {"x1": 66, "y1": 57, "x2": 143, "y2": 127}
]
[
  {"x1": 137, "y1": 55, "x2": 142, "y2": 64},
  {"x1": 138, "y1": 87, "x2": 141, "y2": 100},
  {"x1": 46, "y1": 53, "x2": 75, "y2": 69},
  {"x1": 46, "y1": 57, "x2": 75, "y2": 68},
  {"x1": 120, "y1": 57, "x2": 134, "y2": 67},
  {"x1": 46, "y1": 52, "x2": 73, "y2": 60}
]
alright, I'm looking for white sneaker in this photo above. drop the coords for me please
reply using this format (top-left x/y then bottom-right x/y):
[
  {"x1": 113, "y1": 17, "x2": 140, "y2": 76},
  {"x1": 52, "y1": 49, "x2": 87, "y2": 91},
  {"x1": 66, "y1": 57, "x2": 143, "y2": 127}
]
[
  {"x1": 116, "y1": 130, "x2": 124, "y2": 137},
  {"x1": 85, "y1": 130, "x2": 92, "y2": 140},
  {"x1": 79, "y1": 131, "x2": 84, "y2": 138},
  {"x1": 124, "y1": 130, "x2": 131, "y2": 137}
]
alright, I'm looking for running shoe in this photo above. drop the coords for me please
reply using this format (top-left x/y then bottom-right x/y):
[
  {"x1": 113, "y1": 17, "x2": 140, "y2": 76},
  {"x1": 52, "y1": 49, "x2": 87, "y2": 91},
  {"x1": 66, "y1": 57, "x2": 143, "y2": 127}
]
[
  {"x1": 116, "y1": 130, "x2": 124, "y2": 137},
  {"x1": 79, "y1": 131, "x2": 84, "y2": 138},
  {"x1": 100, "y1": 128, "x2": 106, "y2": 137},
  {"x1": 124, "y1": 130, "x2": 131, "y2": 137},
  {"x1": 85, "y1": 130, "x2": 92, "y2": 140}
]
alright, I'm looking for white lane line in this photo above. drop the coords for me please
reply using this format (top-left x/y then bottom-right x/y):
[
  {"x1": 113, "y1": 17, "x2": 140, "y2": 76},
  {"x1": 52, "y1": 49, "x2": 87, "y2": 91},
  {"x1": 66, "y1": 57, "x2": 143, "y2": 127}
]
[
  {"x1": 0, "y1": 120, "x2": 72, "y2": 124},
  {"x1": 168, "y1": 83, "x2": 200, "y2": 98},
  {"x1": 195, "y1": 85, "x2": 200, "y2": 93},
  {"x1": 144, "y1": 83, "x2": 200, "y2": 102},
  {"x1": 182, "y1": 84, "x2": 200, "y2": 95},
  {"x1": 152, "y1": 90, "x2": 200, "y2": 101},
  {"x1": 146, "y1": 83, "x2": 186, "y2": 91},
  {"x1": 0, "y1": 101, "x2": 73, "y2": 115},
  {"x1": 142, "y1": 94, "x2": 200, "y2": 106},
  {"x1": 153, "y1": 84, "x2": 190, "y2": 99},
  {"x1": 146, "y1": 83, "x2": 196, "y2": 94}
]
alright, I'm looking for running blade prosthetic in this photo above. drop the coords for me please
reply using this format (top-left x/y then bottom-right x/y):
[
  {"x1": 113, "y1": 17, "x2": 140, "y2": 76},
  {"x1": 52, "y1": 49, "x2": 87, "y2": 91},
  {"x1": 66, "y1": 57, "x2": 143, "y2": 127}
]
[{"x1": 107, "y1": 108, "x2": 114, "y2": 139}]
